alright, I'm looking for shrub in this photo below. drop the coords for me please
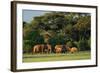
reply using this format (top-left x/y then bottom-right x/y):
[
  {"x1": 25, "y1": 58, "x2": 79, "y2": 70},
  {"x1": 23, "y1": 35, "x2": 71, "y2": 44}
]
[
  {"x1": 66, "y1": 41, "x2": 76, "y2": 48},
  {"x1": 78, "y1": 38, "x2": 89, "y2": 51},
  {"x1": 23, "y1": 40, "x2": 33, "y2": 53},
  {"x1": 87, "y1": 37, "x2": 91, "y2": 50}
]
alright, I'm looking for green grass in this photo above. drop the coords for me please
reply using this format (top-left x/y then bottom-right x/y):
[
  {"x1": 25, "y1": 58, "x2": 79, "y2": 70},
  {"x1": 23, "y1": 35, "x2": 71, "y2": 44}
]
[{"x1": 23, "y1": 51, "x2": 91, "y2": 62}]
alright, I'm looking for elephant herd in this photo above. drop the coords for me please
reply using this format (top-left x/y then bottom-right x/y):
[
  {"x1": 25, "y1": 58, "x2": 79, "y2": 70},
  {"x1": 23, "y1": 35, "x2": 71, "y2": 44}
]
[{"x1": 33, "y1": 44, "x2": 78, "y2": 54}]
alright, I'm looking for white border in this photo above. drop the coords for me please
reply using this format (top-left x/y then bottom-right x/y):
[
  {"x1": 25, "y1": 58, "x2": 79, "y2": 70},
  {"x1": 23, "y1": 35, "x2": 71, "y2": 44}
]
[{"x1": 17, "y1": 3, "x2": 96, "y2": 69}]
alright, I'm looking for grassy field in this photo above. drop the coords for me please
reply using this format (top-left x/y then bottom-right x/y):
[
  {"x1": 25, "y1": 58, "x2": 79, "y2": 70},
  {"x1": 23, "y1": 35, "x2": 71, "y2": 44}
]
[{"x1": 23, "y1": 51, "x2": 91, "y2": 62}]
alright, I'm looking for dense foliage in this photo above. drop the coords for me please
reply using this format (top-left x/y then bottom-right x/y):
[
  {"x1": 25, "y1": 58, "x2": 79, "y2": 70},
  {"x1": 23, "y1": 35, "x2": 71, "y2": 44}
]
[{"x1": 23, "y1": 12, "x2": 91, "y2": 53}]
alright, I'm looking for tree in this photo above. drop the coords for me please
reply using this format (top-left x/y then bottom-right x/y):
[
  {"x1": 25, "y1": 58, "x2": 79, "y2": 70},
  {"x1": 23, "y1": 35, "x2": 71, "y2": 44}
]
[
  {"x1": 74, "y1": 16, "x2": 91, "y2": 40},
  {"x1": 23, "y1": 11, "x2": 91, "y2": 53}
]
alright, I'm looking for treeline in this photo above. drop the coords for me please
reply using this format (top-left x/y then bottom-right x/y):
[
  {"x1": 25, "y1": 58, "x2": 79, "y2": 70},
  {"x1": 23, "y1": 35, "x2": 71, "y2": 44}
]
[{"x1": 23, "y1": 12, "x2": 91, "y2": 53}]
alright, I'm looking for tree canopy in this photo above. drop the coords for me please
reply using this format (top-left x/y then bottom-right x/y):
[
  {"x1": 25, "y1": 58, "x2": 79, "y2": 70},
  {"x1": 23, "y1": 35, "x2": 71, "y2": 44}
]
[{"x1": 23, "y1": 11, "x2": 91, "y2": 53}]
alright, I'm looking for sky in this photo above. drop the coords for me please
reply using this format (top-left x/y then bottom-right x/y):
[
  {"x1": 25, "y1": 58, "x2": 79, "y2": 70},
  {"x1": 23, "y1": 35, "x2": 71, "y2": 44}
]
[
  {"x1": 23, "y1": 10, "x2": 90, "y2": 23},
  {"x1": 23, "y1": 10, "x2": 49, "y2": 23}
]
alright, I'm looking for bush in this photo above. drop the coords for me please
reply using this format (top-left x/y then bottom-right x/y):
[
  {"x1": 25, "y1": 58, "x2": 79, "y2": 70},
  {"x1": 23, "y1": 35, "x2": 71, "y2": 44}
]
[
  {"x1": 66, "y1": 41, "x2": 76, "y2": 48},
  {"x1": 87, "y1": 37, "x2": 91, "y2": 50},
  {"x1": 78, "y1": 38, "x2": 89, "y2": 51},
  {"x1": 49, "y1": 35, "x2": 66, "y2": 45},
  {"x1": 73, "y1": 41, "x2": 78, "y2": 47},
  {"x1": 56, "y1": 35, "x2": 66, "y2": 44},
  {"x1": 66, "y1": 41, "x2": 73, "y2": 48},
  {"x1": 23, "y1": 40, "x2": 33, "y2": 53},
  {"x1": 23, "y1": 35, "x2": 45, "y2": 54},
  {"x1": 34, "y1": 35, "x2": 44, "y2": 44}
]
